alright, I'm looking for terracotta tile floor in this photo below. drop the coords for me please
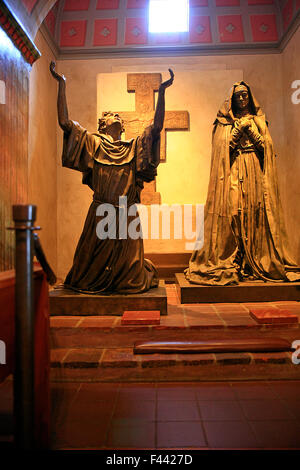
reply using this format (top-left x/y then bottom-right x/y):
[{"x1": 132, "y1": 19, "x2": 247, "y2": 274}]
[{"x1": 1, "y1": 378, "x2": 300, "y2": 449}]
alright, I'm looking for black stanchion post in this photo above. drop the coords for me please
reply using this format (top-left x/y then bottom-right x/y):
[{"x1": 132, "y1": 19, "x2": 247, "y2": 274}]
[{"x1": 12, "y1": 204, "x2": 36, "y2": 449}]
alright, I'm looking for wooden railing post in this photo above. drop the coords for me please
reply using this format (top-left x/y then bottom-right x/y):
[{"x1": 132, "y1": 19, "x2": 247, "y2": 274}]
[{"x1": 12, "y1": 204, "x2": 37, "y2": 449}]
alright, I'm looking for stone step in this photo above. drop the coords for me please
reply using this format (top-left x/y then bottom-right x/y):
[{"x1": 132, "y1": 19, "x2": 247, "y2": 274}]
[
  {"x1": 50, "y1": 288, "x2": 300, "y2": 349},
  {"x1": 50, "y1": 315, "x2": 300, "y2": 350},
  {"x1": 50, "y1": 347, "x2": 300, "y2": 382},
  {"x1": 50, "y1": 284, "x2": 300, "y2": 382}
]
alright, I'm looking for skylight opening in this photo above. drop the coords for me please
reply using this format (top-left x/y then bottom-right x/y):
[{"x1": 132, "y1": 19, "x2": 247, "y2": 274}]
[{"x1": 149, "y1": 0, "x2": 189, "y2": 34}]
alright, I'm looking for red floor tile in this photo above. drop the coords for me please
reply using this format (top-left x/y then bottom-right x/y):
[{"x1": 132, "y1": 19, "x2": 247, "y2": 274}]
[
  {"x1": 231, "y1": 382, "x2": 277, "y2": 400},
  {"x1": 195, "y1": 384, "x2": 236, "y2": 401},
  {"x1": 167, "y1": 305, "x2": 184, "y2": 315},
  {"x1": 218, "y1": 312, "x2": 252, "y2": 319},
  {"x1": 106, "y1": 422, "x2": 155, "y2": 448},
  {"x1": 122, "y1": 310, "x2": 160, "y2": 325},
  {"x1": 242, "y1": 303, "x2": 277, "y2": 311},
  {"x1": 269, "y1": 381, "x2": 300, "y2": 400},
  {"x1": 198, "y1": 400, "x2": 244, "y2": 421},
  {"x1": 48, "y1": 379, "x2": 300, "y2": 449},
  {"x1": 54, "y1": 418, "x2": 108, "y2": 449},
  {"x1": 79, "y1": 317, "x2": 117, "y2": 328},
  {"x1": 186, "y1": 319, "x2": 224, "y2": 328},
  {"x1": 250, "y1": 308, "x2": 298, "y2": 324},
  {"x1": 113, "y1": 399, "x2": 155, "y2": 421},
  {"x1": 249, "y1": 420, "x2": 300, "y2": 449},
  {"x1": 118, "y1": 383, "x2": 156, "y2": 401},
  {"x1": 184, "y1": 311, "x2": 224, "y2": 327},
  {"x1": 51, "y1": 348, "x2": 70, "y2": 366},
  {"x1": 157, "y1": 421, "x2": 206, "y2": 448},
  {"x1": 281, "y1": 400, "x2": 300, "y2": 420},
  {"x1": 50, "y1": 317, "x2": 82, "y2": 328},
  {"x1": 239, "y1": 399, "x2": 295, "y2": 421},
  {"x1": 66, "y1": 399, "x2": 115, "y2": 423},
  {"x1": 75, "y1": 382, "x2": 120, "y2": 403},
  {"x1": 183, "y1": 305, "x2": 216, "y2": 314},
  {"x1": 50, "y1": 382, "x2": 81, "y2": 421},
  {"x1": 215, "y1": 306, "x2": 249, "y2": 313},
  {"x1": 273, "y1": 302, "x2": 300, "y2": 307},
  {"x1": 159, "y1": 314, "x2": 186, "y2": 327},
  {"x1": 157, "y1": 400, "x2": 200, "y2": 421},
  {"x1": 157, "y1": 384, "x2": 197, "y2": 401},
  {"x1": 203, "y1": 420, "x2": 259, "y2": 449}
]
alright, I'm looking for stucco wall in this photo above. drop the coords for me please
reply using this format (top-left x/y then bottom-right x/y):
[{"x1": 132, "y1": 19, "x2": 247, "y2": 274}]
[
  {"x1": 281, "y1": 26, "x2": 300, "y2": 264},
  {"x1": 28, "y1": 29, "x2": 58, "y2": 273}
]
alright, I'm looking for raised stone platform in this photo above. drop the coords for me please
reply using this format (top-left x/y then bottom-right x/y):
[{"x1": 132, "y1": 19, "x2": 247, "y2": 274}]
[
  {"x1": 49, "y1": 280, "x2": 167, "y2": 316},
  {"x1": 176, "y1": 273, "x2": 300, "y2": 304},
  {"x1": 50, "y1": 284, "x2": 300, "y2": 382}
]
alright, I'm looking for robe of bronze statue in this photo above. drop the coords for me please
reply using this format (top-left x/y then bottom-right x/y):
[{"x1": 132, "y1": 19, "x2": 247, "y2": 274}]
[
  {"x1": 50, "y1": 61, "x2": 174, "y2": 294},
  {"x1": 185, "y1": 81, "x2": 300, "y2": 286}
]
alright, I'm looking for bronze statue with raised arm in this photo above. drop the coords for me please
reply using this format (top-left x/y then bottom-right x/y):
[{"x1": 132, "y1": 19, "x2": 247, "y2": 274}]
[
  {"x1": 50, "y1": 61, "x2": 174, "y2": 294},
  {"x1": 185, "y1": 81, "x2": 300, "y2": 286}
]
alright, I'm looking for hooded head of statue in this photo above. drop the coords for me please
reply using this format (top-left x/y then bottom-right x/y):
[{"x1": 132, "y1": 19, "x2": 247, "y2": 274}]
[{"x1": 216, "y1": 81, "x2": 264, "y2": 125}]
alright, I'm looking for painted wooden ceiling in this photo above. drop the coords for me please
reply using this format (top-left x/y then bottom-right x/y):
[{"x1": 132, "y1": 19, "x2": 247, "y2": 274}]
[{"x1": 20, "y1": 0, "x2": 300, "y2": 56}]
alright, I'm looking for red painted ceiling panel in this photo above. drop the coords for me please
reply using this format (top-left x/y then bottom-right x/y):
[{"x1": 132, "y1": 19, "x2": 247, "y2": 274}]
[
  {"x1": 250, "y1": 14, "x2": 278, "y2": 42},
  {"x1": 215, "y1": 0, "x2": 240, "y2": 6},
  {"x1": 93, "y1": 18, "x2": 118, "y2": 45},
  {"x1": 45, "y1": 10, "x2": 56, "y2": 36},
  {"x1": 60, "y1": 20, "x2": 87, "y2": 47},
  {"x1": 127, "y1": 0, "x2": 148, "y2": 8},
  {"x1": 189, "y1": 15, "x2": 212, "y2": 43},
  {"x1": 63, "y1": 0, "x2": 90, "y2": 11},
  {"x1": 248, "y1": 0, "x2": 274, "y2": 5},
  {"x1": 40, "y1": 0, "x2": 297, "y2": 51},
  {"x1": 282, "y1": 0, "x2": 293, "y2": 30},
  {"x1": 125, "y1": 17, "x2": 148, "y2": 44},
  {"x1": 96, "y1": 0, "x2": 120, "y2": 9},
  {"x1": 218, "y1": 15, "x2": 245, "y2": 42}
]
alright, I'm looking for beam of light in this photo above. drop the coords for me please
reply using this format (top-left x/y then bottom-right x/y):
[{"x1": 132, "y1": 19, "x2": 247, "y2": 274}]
[
  {"x1": 0, "y1": 25, "x2": 21, "y2": 60},
  {"x1": 149, "y1": 0, "x2": 189, "y2": 33}
]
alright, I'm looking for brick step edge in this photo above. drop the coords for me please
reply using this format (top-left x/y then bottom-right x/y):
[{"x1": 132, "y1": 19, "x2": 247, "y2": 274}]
[{"x1": 51, "y1": 348, "x2": 296, "y2": 369}]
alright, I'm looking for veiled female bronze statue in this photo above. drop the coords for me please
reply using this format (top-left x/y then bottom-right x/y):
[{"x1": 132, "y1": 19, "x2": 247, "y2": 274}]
[
  {"x1": 50, "y1": 61, "x2": 174, "y2": 294},
  {"x1": 185, "y1": 81, "x2": 300, "y2": 286}
]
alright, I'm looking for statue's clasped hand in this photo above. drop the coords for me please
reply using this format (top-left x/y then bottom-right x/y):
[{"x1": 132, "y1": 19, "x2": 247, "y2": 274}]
[{"x1": 238, "y1": 117, "x2": 252, "y2": 132}]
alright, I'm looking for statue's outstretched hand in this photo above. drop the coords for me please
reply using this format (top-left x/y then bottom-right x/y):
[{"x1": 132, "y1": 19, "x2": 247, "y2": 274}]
[
  {"x1": 50, "y1": 61, "x2": 66, "y2": 82},
  {"x1": 159, "y1": 69, "x2": 174, "y2": 92}
]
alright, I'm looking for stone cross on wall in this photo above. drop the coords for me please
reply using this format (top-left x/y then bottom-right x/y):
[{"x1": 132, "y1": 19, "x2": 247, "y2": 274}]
[{"x1": 114, "y1": 73, "x2": 189, "y2": 205}]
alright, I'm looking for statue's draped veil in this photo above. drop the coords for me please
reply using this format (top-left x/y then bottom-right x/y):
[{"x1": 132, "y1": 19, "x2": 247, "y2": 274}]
[{"x1": 185, "y1": 81, "x2": 300, "y2": 285}]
